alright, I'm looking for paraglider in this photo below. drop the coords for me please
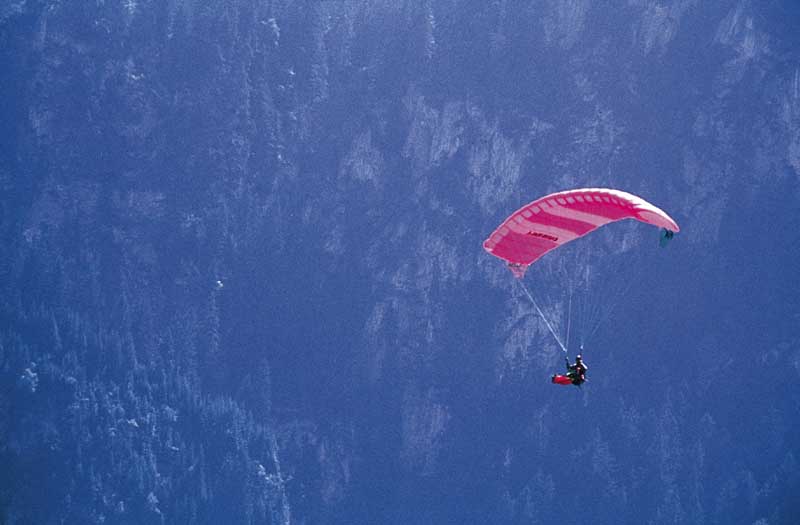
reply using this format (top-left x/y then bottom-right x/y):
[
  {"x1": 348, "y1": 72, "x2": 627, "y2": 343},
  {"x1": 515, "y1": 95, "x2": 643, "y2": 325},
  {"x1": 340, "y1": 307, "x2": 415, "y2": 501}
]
[
  {"x1": 659, "y1": 228, "x2": 675, "y2": 247},
  {"x1": 483, "y1": 188, "x2": 680, "y2": 279},
  {"x1": 484, "y1": 188, "x2": 679, "y2": 387},
  {"x1": 551, "y1": 354, "x2": 588, "y2": 386}
]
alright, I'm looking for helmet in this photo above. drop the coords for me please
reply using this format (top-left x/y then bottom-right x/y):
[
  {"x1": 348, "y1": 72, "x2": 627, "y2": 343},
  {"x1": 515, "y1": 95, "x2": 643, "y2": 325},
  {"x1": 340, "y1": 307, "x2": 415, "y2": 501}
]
[{"x1": 575, "y1": 354, "x2": 582, "y2": 361}]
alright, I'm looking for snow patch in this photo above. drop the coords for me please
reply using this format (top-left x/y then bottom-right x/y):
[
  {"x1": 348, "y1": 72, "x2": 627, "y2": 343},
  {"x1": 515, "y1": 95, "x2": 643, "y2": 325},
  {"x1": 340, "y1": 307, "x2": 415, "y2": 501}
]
[
  {"x1": 400, "y1": 386, "x2": 450, "y2": 475},
  {"x1": 542, "y1": 0, "x2": 590, "y2": 50}
]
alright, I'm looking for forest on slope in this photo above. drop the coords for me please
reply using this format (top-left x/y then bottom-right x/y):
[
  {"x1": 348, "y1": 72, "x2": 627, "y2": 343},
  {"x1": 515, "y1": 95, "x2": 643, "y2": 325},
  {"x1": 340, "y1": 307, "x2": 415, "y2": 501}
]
[{"x1": 2, "y1": 1, "x2": 799, "y2": 523}]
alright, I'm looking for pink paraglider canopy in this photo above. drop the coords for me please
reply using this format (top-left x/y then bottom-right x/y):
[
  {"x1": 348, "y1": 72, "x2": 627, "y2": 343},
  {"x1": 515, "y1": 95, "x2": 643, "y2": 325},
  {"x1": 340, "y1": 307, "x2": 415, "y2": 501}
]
[{"x1": 483, "y1": 188, "x2": 680, "y2": 278}]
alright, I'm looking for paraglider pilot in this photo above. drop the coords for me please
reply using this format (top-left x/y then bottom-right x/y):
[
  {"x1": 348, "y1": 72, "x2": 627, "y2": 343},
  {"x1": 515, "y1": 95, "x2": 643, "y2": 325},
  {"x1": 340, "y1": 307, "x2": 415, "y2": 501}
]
[{"x1": 551, "y1": 354, "x2": 588, "y2": 386}]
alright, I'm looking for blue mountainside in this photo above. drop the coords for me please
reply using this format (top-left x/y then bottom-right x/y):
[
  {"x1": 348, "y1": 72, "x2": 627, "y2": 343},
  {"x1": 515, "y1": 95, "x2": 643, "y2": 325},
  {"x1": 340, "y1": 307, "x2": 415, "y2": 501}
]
[{"x1": 1, "y1": 1, "x2": 799, "y2": 523}]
